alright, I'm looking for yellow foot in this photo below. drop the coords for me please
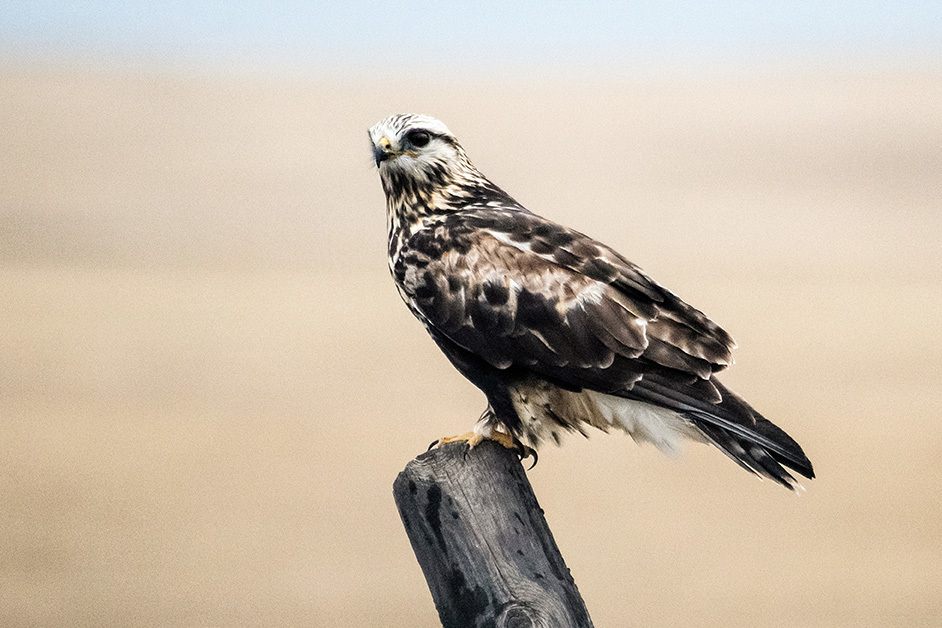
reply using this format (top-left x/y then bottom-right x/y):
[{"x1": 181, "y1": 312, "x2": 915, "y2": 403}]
[{"x1": 429, "y1": 430, "x2": 538, "y2": 467}]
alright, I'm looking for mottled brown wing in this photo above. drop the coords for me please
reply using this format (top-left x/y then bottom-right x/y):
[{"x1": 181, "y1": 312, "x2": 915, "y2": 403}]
[{"x1": 397, "y1": 209, "x2": 735, "y2": 398}]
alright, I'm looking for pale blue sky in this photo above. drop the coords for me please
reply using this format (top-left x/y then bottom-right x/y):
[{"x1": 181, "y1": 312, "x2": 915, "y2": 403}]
[{"x1": 2, "y1": 1, "x2": 940, "y2": 74}]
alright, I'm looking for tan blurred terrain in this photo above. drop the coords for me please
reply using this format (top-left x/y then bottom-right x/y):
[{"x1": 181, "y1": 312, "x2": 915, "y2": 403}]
[{"x1": 2, "y1": 66, "x2": 941, "y2": 627}]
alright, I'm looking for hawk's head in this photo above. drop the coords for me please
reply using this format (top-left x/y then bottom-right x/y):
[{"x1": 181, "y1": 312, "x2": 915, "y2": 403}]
[
  {"x1": 369, "y1": 114, "x2": 479, "y2": 191},
  {"x1": 370, "y1": 114, "x2": 522, "y2": 224}
]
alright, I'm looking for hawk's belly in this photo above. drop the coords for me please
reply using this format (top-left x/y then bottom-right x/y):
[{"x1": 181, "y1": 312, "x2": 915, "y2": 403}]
[{"x1": 504, "y1": 376, "x2": 705, "y2": 454}]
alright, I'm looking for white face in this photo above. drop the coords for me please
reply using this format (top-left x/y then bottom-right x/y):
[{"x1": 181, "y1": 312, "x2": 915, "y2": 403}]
[{"x1": 369, "y1": 114, "x2": 462, "y2": 182}]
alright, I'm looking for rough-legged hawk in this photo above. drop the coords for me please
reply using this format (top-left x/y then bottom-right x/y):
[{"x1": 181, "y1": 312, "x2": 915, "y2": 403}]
[{"x1": 370, "y1": 113, "x2": 813, "y2": 490}]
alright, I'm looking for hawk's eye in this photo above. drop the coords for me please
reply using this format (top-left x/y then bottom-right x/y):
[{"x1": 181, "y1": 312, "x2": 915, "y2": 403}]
[{"x1": 407, "y1": 130, "x2": 431, "y2": 147}]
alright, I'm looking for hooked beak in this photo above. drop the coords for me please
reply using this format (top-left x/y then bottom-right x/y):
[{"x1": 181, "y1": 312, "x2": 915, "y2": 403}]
[{"x1": 373, "y1": 135, "x2": 394, "y2": 167}]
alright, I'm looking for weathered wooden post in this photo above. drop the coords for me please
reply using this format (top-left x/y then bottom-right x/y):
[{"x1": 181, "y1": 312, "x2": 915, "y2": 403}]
[{"x1": 393, "y1": 440, "x2": 594, "y2": 628}]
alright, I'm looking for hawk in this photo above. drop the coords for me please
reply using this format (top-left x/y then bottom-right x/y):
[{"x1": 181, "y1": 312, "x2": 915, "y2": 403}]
[{"x1": 370, "y1": 113, "x2": 813, "y2": 490}]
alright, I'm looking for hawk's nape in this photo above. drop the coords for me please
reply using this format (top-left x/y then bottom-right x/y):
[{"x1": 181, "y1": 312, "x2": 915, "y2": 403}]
[{"x1": 370, "y1": 113, "x2": 813, "y2": 490}]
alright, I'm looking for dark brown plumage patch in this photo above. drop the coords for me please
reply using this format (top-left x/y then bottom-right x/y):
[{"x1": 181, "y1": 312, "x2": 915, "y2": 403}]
[
  {"x1": 529, "y1": 238, "x2": 555, "y2": 255},
  {"x1": 482, "y1": 280, "x2": 509, "y2": 305},
  {"x1": 581, "y1": 257, "x2": 619, "y2": 283}
]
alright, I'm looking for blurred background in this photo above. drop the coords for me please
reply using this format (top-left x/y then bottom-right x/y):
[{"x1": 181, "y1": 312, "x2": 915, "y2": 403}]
[{"x1": 2, "y1": 2, "x2": 941, "y2": 626}]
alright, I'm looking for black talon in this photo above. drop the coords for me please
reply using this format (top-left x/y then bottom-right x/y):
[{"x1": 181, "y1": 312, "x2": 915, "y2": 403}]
[
  {"x1": 521, "y1": 445, "x2": 538, "y2": 470},
  {"x1": 427, "y1": 439, "x2": 440, "y2": 451},
  {"x1": 510, "y1": 438, "x2": 538, "y2": 469}
]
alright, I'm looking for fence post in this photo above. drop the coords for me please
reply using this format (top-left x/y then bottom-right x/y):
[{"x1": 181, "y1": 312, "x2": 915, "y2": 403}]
[{"x1": 393, "y1": 440, "x2": 594, "y2": 628}]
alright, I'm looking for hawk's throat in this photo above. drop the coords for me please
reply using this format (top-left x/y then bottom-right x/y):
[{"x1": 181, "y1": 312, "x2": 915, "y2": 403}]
[{"x1": 379, "y1": 151, "x2": 524, "y2": 285}]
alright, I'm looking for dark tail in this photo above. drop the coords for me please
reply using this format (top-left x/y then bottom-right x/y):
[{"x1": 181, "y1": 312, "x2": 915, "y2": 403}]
[{"x1": 691, "y1": 381, "x2": 814, "y2": 490}]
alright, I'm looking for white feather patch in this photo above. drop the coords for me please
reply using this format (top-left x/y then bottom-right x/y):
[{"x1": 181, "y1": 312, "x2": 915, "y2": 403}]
[{"x1": 584, "y1": 390, "x2": 704, "y2": 456}]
